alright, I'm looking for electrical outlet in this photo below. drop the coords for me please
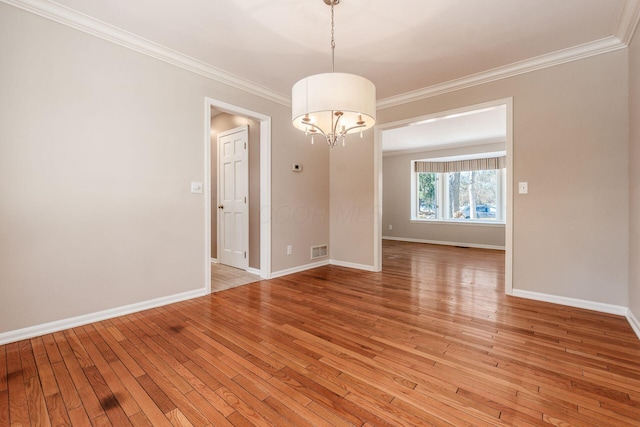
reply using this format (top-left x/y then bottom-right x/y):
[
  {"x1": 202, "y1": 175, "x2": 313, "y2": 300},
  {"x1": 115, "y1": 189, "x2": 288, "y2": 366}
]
[
  {"x1": 286, "y1": 245, "x2": 292, "y2": 255},
  {"x1": 388, "y1": 224, "x2": 393, "y2": 230},
  {"x1": 518, "y1": 182, "x2": 528, "y2": 194}
]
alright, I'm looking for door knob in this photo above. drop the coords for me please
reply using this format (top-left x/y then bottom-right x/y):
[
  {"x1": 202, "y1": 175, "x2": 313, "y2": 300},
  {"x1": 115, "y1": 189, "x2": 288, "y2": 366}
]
[{"x1": 218, "y1": 204, "x2": 224, "y2": 209}]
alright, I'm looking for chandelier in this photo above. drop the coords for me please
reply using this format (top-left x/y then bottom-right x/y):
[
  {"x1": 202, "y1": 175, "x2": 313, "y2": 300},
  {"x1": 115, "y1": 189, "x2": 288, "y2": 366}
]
[{"x1": 291, "y1": 0, "x2": 376, "y2": 147}]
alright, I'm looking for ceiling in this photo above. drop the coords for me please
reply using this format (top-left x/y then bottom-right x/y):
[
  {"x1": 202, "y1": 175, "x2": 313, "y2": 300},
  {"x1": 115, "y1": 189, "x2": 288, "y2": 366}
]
[
  {"x1": 382, "y1": 105, "x2": 506, "y2": 154},
  {"x1": 31, "y1": 0, "x2": 639, "y2": 105}
]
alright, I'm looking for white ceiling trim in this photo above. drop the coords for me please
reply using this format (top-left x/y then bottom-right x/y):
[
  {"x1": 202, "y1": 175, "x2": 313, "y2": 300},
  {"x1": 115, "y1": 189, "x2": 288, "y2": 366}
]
[
  {"x1": 615, "y1": 0, "x2": 640, "y2": 44},
  {"x1": 377, "y1": 36, "x2": 625, "y2": 110},
  {"x1": 3, "y1": 0, "x2": 639, "y2": 110},
  {"x1": 378, "y1": 0, "x2": 640, "y2": 110},
  {"x1": 0, "y1": 0, "x2": 291, "y2": 106}
]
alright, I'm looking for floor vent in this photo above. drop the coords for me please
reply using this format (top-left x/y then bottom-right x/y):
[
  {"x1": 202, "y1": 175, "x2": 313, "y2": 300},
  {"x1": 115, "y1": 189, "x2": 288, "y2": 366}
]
[{"x1": 311, "y1": 244, "x2": 328, "y2": 259}]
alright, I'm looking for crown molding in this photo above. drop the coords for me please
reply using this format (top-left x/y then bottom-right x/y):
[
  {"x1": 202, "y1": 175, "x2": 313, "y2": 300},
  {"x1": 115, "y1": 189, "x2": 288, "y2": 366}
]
[
  {"x1": 3, "y1": 0, "x2": 639, "y2": 111},
  {"x1": 377, "y1": 36, "x2": 625, "y2": 109},
  {"x1": 615, "y1": 0, "x2": 640, "y2": 44},
  {"x1": 0, "y1": 0, "x2": 291, "y2": 107},
  {"x1": 378, "y1": 0, "x2": 640, "y2": 110}
]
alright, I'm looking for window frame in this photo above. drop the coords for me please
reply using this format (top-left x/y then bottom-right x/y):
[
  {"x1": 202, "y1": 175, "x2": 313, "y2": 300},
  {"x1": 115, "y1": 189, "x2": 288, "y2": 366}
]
[{"x1": 411, "y1": 165, "x2": 506, "y2": 225}]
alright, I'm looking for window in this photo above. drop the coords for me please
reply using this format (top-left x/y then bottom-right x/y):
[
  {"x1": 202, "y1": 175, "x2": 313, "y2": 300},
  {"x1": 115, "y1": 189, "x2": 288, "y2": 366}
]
[
  {"x1": 417, "y1": 172, "x2": 437, "y2": 219},
  {"x1": 413, "y1": 157, "x2": 505, "y2": 223}
]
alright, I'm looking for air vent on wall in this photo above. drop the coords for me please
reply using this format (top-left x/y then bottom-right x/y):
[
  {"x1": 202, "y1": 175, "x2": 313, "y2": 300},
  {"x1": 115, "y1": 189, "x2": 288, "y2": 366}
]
[{"x1": 311, "y1": 245, "x2": 328, "y2": 260}]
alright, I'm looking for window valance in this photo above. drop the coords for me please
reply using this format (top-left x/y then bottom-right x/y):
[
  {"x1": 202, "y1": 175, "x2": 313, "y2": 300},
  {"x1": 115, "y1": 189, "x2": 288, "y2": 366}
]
[{"x1": 415, "y1": 156, "x2": 506, "y2": 173}]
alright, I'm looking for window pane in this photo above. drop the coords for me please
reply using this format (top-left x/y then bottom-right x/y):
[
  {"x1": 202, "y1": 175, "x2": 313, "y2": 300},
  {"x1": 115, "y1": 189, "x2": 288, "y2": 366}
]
[
  {"x1": 447, "y1": 170, "x2": 497, "y2": 220},
  {"x1": 417, "y1": 172, "x2": 437, "y2": 219}
]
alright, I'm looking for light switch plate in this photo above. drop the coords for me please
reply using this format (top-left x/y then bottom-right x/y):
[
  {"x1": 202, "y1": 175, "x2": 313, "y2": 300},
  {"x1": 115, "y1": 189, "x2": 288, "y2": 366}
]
[
  {"x1": 518, "y1": 182, "x2": 528, "y2": 194},
  {"x1": 191, "y1": 182, "x2": 203, "y2": 194}
]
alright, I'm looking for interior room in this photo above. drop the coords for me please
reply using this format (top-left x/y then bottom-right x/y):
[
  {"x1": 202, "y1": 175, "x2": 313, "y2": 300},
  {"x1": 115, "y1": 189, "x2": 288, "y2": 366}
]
[
  {"x1": 381, "y1": 102, "x2": 508, "y2": 251},
  {"x1": 1, "y1": 0, "x2": 640, "y2": 425}
]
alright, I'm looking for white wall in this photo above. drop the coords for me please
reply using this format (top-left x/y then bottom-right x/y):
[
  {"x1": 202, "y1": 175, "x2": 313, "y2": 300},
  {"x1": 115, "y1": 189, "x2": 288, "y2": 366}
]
[
  {"x1": 629, "y1": 29, "x2": 640, "y2": 324},
  {"x1": 0, "y1": 3, "x2": 330, "y2": 335}
]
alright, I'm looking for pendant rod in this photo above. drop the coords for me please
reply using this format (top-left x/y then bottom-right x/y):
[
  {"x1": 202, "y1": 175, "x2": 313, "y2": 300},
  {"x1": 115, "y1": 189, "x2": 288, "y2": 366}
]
[
  {"x1": 331, "y1": 2, "x2": 335, "y2": 72},
  {"x1": 324, "y1": 0, "x2": 339, "y2": 72}
]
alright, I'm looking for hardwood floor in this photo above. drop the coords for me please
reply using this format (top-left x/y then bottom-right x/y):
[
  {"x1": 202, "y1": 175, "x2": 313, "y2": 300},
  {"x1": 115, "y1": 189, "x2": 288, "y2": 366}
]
[{"x1": 2, "y1": 240, "x2": 640, "y2": 426}]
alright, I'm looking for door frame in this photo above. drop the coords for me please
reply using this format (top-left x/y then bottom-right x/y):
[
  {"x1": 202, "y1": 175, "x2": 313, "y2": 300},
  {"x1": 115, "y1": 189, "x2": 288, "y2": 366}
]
[
  {"x1": 204, "y1": 98, "x2": 272, "y2": 293},
  {"x1": 373, "y1": 97, "x2": 513, "y2": 295},
  {"x1": 216, "y1": 125, "x2": 249, "y2": 270}
]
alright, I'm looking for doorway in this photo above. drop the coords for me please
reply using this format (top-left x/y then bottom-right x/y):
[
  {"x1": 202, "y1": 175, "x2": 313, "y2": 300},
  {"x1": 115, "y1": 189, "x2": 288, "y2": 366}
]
[
  {"x1": 204, "y1": 98, "x2": 271, "y2": 293},
  {"x1": 374, "y1": 98, "x2": 513, "y2": 294}
]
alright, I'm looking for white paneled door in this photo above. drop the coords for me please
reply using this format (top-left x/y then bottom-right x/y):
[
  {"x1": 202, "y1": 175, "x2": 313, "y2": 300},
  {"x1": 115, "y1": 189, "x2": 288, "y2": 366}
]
[{"x1": 217, "y1": 126, "x2": 248, "y2": 270}]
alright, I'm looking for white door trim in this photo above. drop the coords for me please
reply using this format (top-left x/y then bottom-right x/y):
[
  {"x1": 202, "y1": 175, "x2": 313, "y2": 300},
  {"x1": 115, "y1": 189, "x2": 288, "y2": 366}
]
[
  {"x1": 217, "y1": 125, "x2": 249, "y2": 270},
  {"x1": 204, "y1": 98, "x2": 272, "y2": 294},
  {"x1": 373, "y1": 97, "x2": 513, "y2": 295}
]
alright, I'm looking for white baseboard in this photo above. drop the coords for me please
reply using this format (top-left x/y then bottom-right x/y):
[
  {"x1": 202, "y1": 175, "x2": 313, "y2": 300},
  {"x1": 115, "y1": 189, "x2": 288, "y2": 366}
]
[
  {"x1": 627, "y1": 309, "x2": 640, "y2": 340},
  {"x1": 382, "y1": 235, "x2": 505, "y2": 251},
  {"x1": 330, "y1": 259, "x2": 376, "y2": 272},
  {"x1": 210, "y1": 258, "x2": 218, "y2": 264},
  {"x1": 511, "y1": 289, "x2": 628, "y2": 316},
  {"x1": 5, "y1": 272, "x2": 636, "y2": 347},
  {"x1": 246, "y1": 267, "x2": 261, "y2": 276},
  {"x1": 268, "y1": 258, "x2": 376, "y2": 279},
  {"x1": 0, "y1": 288, "x2": 207, "y2": 345},
  {"x1": 511, "y1": 289, "x2": 640, "y2": 341},
  {"x1": 270, "y1": 259, "x2": 330, "y2": 279}
]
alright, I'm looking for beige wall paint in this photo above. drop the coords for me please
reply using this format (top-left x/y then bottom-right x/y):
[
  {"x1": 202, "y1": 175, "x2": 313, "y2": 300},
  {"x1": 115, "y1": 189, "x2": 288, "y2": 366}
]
[
  {"x1": 274, "y1": 139, "x2": 330, "y2": 268},
  {"x1": 330, "y1": 134, "x2": 376, "y2": 267},
  {"x1": 372, "y1": 51, "x2": 629, "y2": 305},
  {"x1": 210, "y1": 113, "x2": 261, "y2": 269},
  {"x1": 0, "y1": 3, "x2": 329, "y2": 334},
  {"x1": 629, "y1": 30, "x2": 640, "y2": 320},
  {"x1": 270, "y1": 112, "x2": 330, "y2": 273},
  {"x1": 383, "y1": 142, "x2": 506, "y2": 248}
]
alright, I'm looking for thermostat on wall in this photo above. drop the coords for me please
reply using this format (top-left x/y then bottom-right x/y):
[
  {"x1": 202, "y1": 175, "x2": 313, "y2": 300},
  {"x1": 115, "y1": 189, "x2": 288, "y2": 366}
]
[{"x1": 292, "y1": 164, "x2": 303, "y2": 172}]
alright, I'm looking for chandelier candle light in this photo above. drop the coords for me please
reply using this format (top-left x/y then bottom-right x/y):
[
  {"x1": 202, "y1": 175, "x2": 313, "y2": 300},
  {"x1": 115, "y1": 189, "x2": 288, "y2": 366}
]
[{"x1": 292, "y1": 0, "x2": 376, "y2": 147}]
